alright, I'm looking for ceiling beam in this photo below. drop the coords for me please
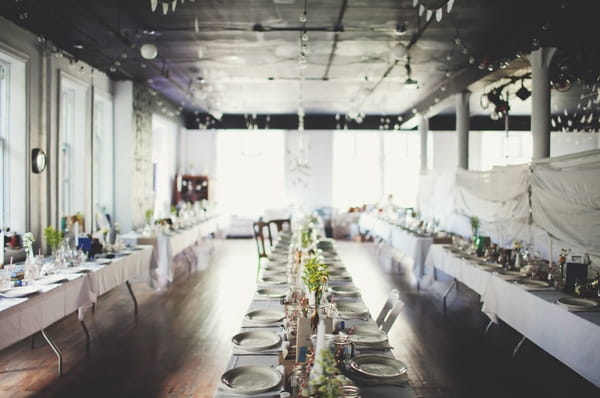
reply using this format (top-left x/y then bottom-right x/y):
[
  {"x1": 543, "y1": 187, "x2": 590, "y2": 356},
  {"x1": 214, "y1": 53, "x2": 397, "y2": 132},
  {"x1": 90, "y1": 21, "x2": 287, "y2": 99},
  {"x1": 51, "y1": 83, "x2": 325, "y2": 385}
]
[{"x1": 322, "y1": 0, "x2": 348, "y2": 80}]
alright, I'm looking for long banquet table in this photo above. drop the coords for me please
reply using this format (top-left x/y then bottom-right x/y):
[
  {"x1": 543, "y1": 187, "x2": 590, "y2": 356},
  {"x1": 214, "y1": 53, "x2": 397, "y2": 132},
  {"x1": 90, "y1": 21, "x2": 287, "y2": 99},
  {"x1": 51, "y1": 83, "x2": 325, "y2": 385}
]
[
  {"x1": 359, "y1": 213, "x2": 433, "y2": 280},
  {"x1": 123, "y1": 216, "x2": 223, "y2": 289},
  {"x1": 0, "y1": 246, "x2": 153, "y2": 373},
  {"x1": 214, "y1": 239, "x2": 417, "y2": 398},
  {"x1": 424, "y1": 244, "x2": 600, "y2": 388}
]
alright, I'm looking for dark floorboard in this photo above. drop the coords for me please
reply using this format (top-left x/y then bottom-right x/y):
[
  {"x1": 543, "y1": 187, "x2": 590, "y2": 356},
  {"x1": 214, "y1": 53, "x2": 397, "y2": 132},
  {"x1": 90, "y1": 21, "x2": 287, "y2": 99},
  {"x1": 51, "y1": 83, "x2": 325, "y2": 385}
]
[{"x1": 0, "y1": 239, "x2": 597, "y2": 397}]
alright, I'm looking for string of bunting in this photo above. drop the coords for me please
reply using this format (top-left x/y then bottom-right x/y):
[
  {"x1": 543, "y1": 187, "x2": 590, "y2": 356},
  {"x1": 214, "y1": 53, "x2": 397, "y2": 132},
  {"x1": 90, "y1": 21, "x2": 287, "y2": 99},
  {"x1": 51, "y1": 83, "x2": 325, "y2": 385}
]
[{"x1": 412, "y1": 0, "x2": 455, "y2": 23}]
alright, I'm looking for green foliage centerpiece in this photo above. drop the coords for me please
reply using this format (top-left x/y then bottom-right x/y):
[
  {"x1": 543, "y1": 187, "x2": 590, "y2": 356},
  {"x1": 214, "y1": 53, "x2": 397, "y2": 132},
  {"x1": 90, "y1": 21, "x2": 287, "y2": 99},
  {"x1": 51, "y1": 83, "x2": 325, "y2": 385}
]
[
  {"x1": 43, "y1": 226, "x2": 63, "y2": 253},
  {"x1": 302, "y1": 254, "x2": 329, "y2": 332}
]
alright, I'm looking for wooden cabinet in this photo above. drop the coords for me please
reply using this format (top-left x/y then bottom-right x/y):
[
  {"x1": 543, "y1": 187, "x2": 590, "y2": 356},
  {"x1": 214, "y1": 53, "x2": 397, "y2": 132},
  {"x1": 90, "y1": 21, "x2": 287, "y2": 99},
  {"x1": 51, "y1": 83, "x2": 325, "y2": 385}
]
[{"x1": 172, "y1": 175, "x2": 209, "y2": 204}]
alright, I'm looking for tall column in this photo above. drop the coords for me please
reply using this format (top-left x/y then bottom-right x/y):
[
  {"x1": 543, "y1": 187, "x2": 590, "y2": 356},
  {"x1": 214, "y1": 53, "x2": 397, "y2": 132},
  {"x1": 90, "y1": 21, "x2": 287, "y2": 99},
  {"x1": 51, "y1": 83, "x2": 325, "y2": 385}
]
[
  {"x1": 529, "y1": 47, "x2": 557, "y2": 160},
  {"x1": 419, "y1": 115, "x2": 429, "y2": 172},
  {"x1": 456, "y1": 90, "x2": 471, "y2": 169}
]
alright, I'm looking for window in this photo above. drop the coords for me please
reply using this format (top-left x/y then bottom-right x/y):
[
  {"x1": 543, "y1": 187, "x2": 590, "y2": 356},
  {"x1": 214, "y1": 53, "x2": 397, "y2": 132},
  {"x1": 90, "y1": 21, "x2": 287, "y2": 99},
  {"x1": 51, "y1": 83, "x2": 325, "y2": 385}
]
[
  {"x1": 0, "y1": 47, "x2": 26, "y2": 232},
  {"x1": 152, "y1": 114, "x2": 178, "y2": 219},
  {"x1": 215, "y1": 130, "x2": 285, "y2": 217},
  {"x1": 59, "y1": 74, "x2": 89, "y2": 220},
  {"x1": 93, "y1": 90, "x2": 114, "y2": 223}
]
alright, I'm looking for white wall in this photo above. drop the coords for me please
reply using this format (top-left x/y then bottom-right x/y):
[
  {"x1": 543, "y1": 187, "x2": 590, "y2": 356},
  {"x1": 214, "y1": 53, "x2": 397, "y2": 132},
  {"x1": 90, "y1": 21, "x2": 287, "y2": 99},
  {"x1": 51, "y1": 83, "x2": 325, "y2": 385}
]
[{"x1": 430, "y1": 131, "x2": 457, "y2": 171}]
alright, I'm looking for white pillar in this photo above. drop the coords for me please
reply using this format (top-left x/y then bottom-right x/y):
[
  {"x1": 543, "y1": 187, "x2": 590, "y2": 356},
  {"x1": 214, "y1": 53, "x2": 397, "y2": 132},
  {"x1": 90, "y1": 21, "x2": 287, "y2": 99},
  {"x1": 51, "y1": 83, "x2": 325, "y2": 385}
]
[
  {"x1": 456, "y1": 90, "x2": 471, "y2": 169},
  {"x1": 419, "y1": 115, "x2": 429, "y2": 172},
  {"x1": 529, "y1": 47, "x2": 557, "y2": 160}
]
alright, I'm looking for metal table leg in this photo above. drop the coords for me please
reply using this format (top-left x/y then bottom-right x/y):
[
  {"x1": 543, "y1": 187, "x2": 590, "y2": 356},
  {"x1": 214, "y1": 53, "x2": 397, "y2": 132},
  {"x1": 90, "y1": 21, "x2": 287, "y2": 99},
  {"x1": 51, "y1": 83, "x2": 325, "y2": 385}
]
[
  {"x1": 513, "y1": 335, "x2": 527, "y2": 358},
  {"x1": 41, "y1": 329, "x2": 62, "y2": 376},
  {"x1": 443, "y1": 278, "x2": 458, "y2": 313},
  {"x1": 484, "y1": 319, "x2": 495, "y2": 343},
  {"x1": 125, "y1": 280, "x2": 138, "y2": 318},
  {"x1": 80, "y1": 320, "x2": 90, "y2": 356}
]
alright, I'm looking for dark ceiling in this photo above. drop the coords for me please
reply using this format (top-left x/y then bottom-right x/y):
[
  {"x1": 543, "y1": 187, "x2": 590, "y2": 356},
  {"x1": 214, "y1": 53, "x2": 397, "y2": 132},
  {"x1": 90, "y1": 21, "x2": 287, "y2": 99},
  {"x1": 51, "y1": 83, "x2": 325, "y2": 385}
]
[{"x1": 2, "y1": 0, "x2": 600, "y2": 129}]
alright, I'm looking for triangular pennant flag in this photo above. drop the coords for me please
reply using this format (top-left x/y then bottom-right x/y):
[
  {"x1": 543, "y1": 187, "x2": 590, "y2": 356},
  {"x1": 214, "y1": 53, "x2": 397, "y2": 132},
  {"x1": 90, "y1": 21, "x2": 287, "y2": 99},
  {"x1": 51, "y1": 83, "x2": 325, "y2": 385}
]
[
  {"x1": 172, "y1": 0, "x2": 177, "y2": 12},
  {"x1": 194, "y1": 17, "x2": 199, "y2": 33},
  {"x1": 419, "y1": 4, "x2": 425, "y2": 16},
  {"x1": 436, "y1": 8, "x2": 443, "y2": 22},
  {"x1": 162, "y1": 2, "x2": 169, "y2": 14},
  {"x1": 413, "y1": 0, "x2": 419, "y2": 7},
  {"x1": 426, "y1": 9, "x2": 433, "y2": 21},
  {"x1": 447, "y1": 0, "x2": 455, "y2": 13},
  {"x1": 150, "y1": 0, "x2": 158, "y2": 12}
]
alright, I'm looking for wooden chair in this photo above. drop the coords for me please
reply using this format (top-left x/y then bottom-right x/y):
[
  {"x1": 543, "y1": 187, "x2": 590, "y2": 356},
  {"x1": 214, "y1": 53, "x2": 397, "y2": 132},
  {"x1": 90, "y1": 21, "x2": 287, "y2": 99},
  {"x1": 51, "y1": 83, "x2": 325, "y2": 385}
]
[
  {"x1": 267, "y1": 218, "x2": 291, "y2": 246},
  {"x1": 375, "y1": 289, "x2": 405, "y2": 333},
  {"x1": 252, "y1": 221, "x2": 272, "y2": 276}
]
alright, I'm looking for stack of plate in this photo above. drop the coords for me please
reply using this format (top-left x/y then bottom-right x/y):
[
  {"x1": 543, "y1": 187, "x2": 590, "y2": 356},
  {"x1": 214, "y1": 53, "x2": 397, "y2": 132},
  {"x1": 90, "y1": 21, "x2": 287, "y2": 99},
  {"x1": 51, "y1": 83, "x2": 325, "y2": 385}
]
[
  {"x1": 329, "y1": 285, "x2": 361, "y2": 297},
  {"x1": 348, "y1": 355, "x2": 407, "y2": 379},
  {"x1": 0, "y1": 285, "x2": 40, "y2": 298},
  {"x1": 513, "y1": 279, "x2": 550, "y2": 290},
  {"x1": 221, "y1": 365, "x2": 282, "y2": 394},
  {"x1": 256, "y1": 287, "x2": 287, "y2": 298},
  {"x1": 556, "y1": 297, "x2": 600, "y2": 312},
  {"x1": 231, "y1": 331, "x2": 281, "y2": 352},
  {"x1": 336, "y1": 302, "x2": 369, "y2": 319},
  {"x1": 341, "y1": 326, "x2": 388, "y2": 346},
  {"x1": 244, "y1": 309, "x2": 285, "y2": 324}
]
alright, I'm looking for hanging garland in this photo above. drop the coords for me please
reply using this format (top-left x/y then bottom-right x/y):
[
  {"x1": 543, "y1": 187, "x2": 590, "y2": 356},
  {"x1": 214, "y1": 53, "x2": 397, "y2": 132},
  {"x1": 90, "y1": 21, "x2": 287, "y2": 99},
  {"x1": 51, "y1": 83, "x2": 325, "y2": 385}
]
[{"x1": 412, "y1": 0, "x2": 455, "y2": 23}]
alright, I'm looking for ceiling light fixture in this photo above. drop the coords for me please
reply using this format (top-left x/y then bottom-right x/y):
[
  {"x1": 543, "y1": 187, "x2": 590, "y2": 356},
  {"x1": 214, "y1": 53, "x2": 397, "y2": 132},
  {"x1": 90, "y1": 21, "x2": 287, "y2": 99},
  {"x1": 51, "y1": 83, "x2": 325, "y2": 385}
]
[{"x1": 140, "y1": 43, "x2": 158, "y2": 60}]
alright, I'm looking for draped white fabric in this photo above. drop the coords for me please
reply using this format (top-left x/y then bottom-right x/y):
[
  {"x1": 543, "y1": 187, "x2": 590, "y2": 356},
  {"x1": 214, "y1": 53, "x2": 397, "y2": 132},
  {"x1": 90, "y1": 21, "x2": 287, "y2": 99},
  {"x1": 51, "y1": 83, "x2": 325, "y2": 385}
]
[
  {"x1": 417, "y1": 149, "x2": 600, "y2": 273},
  {"x1": 530, "y1": 150, "x2": 600, "y2": 266}
]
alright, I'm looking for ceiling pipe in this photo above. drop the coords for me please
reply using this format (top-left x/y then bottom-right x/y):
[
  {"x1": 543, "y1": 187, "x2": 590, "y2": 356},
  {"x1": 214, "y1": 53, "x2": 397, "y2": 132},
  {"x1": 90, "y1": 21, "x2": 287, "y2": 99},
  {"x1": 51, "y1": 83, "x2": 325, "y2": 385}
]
[
  {"x1": 354, "y1": 17, "x2": 434, "y2": 109},
  {"x1": 322, "y1": 0, "x2": 348, "y2": 81}
]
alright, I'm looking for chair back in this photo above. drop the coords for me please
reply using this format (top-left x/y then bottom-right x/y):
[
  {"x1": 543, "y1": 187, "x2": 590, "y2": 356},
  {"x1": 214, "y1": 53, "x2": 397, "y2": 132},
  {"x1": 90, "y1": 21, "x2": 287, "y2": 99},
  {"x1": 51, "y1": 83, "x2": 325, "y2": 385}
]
[
  {"x1": 376, "y1": 289, "x2": 405, "y2": 333},
  {"x1": 268, "y1": 218, "x2": 291, "y2": 245},
  {"x1": 253, "y1": 221, "x2": 272, "y2": 260}
]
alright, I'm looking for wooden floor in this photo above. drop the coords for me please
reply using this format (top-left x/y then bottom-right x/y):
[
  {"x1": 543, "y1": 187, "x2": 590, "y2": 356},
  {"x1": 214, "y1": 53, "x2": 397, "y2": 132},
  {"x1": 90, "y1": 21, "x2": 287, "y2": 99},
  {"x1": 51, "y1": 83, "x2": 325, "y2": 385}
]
[{"x1": 0, "y1": 239, "x2": 598, "y2": 398}]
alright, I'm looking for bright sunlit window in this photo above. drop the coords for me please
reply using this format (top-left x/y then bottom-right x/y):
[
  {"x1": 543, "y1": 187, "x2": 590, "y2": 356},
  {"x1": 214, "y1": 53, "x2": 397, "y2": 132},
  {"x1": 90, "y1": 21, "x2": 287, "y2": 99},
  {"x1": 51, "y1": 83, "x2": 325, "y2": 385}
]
[
  {"x1": 59, "y1": 73, "x2": 89, "y2": 219},
  {"x1": 215, "y1": 130, "x2": 285, "y2": 217},
  {"x1": 332, "y1": 131, "x2": 420, "y2": 210},
  {"x1": 93, "y1": 90, "x2": 114, "y2": 223},
  {"x1": 472, "y1": 131, "x2": 532, "y2": 170},
  {"x1": 152, "y1": 114, "x2": 178, "y2": 219},
  {"x1": 0, "y1": 47, "x2": 26, "y2": 232}
]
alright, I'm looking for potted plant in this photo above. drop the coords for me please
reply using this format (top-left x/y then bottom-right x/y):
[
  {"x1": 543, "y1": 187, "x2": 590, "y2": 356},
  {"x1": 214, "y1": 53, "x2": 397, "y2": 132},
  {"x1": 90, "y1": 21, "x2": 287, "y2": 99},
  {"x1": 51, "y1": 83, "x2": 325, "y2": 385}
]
[
  {"x1": 469, "y1": 216, "x2": 480, "y2": 238},
  {"x1": 308, "y1": 350, "x2": 344, "y2": 398}
]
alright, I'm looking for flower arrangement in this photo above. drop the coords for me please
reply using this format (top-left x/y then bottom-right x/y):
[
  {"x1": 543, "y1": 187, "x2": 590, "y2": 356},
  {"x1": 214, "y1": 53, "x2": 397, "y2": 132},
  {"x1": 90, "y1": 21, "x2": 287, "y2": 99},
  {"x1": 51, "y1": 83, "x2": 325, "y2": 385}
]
[
  {"x1": 302, "y1": 255, "x2": 329, "y2": 305},
  {"x1": 144, "y1": 209, "x2": 154, "y2": 225},
  {"x1": 309, "y1": 350, "x2": 344, "y2": 398},
  {"x1": 23, "y1": 232, "x2": 35, "y2": 258},
  {"x1": 43, "y1": 226, "x2": 63, "y2": 252}
]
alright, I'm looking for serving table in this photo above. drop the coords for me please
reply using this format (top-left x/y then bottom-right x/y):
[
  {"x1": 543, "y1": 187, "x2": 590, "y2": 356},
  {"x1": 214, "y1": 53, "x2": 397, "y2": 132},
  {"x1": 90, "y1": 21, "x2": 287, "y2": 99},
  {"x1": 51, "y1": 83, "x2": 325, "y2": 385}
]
[
  {"x1": 424, "y1": 244, "x2": 600, "y2": 388},
  {"x1": 0, "y1": 245, "x2": 153, "y2": 374},
  {"x1": 123, "y1": 216, "x2": 222, "y2": 289},
  {"x1": 359, "y1": 213, "x2": 433, "y2": 284},
  {"x1": 214, "y1": 240, "x2": 417, "y2": 398}
]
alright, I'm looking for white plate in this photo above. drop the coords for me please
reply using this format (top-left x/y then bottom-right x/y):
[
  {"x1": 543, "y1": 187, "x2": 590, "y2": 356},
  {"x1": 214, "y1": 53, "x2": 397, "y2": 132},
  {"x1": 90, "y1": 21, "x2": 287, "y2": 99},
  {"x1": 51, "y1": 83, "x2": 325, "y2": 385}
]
[
  {"x1": 341, "y1": 326, "x2": 388, "y2": 345},
  {"x1": 244, "y1": 309, "x2": 286, "y2": 324},
  {"x1": 494, "y1": 269, "x2": 523, "y2": 279},
  {"x1": 329, "y1": 285, "x2": 361, "y2": 297},
  {"x1": 56, "y1": 267, "x2": 85, "y2": 274},
  {"x1": 221, "y1": 365, "x2": 282, "y2": 395},
  {"x1": 35, "y1": 275, "x2": 68, "y2": 285},
  {"x1": 95, "y1": 258, "x2": 112, "y2": 265},
  {"x1": 256, "y1": 287, "x2": 287, "y2": 298},
  {"x1": 232, "y1": 331, "x2": 282, "y2": 352},
  {"x1": 259, "y1": 276, "x2": 287, "y2": 285},
  {"x1": 349, "y1": 354, "x2": 408, "y2": 378},
  {"x1": 0, "y1": 286, "x2": 40, "y2": 298},
  {"x1": 335, "y1": 302, "x2": 369, "y2": 318},
  {"x1": 514, "y1": 279, "x2": 550, "y2": 289},
  {"x1": 557, "y1": 297, "x2": 600, "y2": 311}
]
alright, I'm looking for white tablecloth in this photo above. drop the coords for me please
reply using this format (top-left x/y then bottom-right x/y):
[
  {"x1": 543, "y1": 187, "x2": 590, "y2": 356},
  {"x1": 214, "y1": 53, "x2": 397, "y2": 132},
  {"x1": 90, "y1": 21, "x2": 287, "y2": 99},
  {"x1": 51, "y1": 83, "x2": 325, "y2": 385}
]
[
  {"x1": 359, "y1": 213, "x2": 433, "y2": 278},
  {"x1": 125, "y1": 218, "x2": 222, "y2": 290},
  {"x1": 0, "y1": 247, "x2": 153, "y2": 351},
  {"x1": 425, "y1": 244, "x2": 600, "y2": 388}
]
